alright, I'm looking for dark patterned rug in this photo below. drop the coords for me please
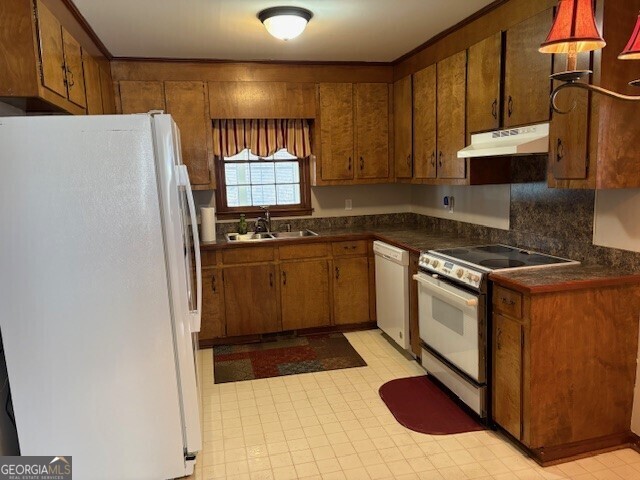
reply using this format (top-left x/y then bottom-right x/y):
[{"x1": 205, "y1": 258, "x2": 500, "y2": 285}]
[{"x1": 212, "y1": 333, "x2": 367, "y2": 383}]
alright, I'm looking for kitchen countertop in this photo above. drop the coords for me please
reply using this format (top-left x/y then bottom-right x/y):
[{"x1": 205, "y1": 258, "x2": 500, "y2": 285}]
[
  {"x1": 490, "y1": 265, "x2": 640, "y2": 294},
  {"x1": 200, "y1": 226, "x2": 477, "y2": 254},
  {"x1": 201, "y1": 226, "x2": 640, "y2": 291}
]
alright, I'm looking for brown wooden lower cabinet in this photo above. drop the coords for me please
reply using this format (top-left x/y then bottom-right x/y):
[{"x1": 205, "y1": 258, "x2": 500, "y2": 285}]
[
  {"x1": 199, "y1": 240, "x2": 375, "y2": 342},
  {"x1": 280, "y1": 260, "x2": 331, "y2": 330},
  {"x1": 333, "y1": 257, "x2": 370, "y2": 325},
  {"x1": 491, "y1": 280, "x2": 640, "y2": 464},
  {"x1": 200, "y1": 267, "x2": 225, "y2": 341},
  {"x1": 224, "y1": 264, "x2": 280, "y2": 336}
]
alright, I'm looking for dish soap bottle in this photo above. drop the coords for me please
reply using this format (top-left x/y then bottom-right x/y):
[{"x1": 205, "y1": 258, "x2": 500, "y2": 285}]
[{"x1": 238, "y1": 214, "x2": 248, "y2": 235}]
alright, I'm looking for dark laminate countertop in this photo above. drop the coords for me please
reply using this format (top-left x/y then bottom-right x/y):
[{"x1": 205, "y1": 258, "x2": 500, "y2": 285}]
[
  {"x1": 490, "y1": 265, "x2": 640, "y2": 294},
  {"x1": 201, "y1": 226, "x2": 640, "y2": 292},
  {"x1": 201, "y1": 226, "x2": 478, "y2": 254}
]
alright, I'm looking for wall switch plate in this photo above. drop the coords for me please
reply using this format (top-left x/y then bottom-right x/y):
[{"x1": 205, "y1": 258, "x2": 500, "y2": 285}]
[{"x1": 345, "y1": 199, "x2": 353, "y2": 211}]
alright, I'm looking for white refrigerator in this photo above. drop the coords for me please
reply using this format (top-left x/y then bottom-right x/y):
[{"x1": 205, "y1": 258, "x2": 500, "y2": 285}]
[{"x1": 0, "y1": 114, "x2": 203, "y2": 479}]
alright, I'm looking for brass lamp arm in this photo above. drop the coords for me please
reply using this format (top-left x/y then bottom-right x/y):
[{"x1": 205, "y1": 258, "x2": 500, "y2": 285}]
[{"x1": 551, "y1": 81, "x2": 640, "y2": 114}]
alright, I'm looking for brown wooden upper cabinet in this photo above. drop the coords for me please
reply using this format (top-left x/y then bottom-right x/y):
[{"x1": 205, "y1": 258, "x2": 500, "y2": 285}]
[
  {"x1": 28, "y1": 0, "x2": 87, "y2": 111},
  {"x1": 318, "y1": 83, "x2": 355, "y2": 182},
  {"x1": 393, "y1": 76, "x2": 413, "y2": 180},
  {"x1": 208, "y1": 81, "x2": 316, "y2": 119},
  {"x1": 503, "y1": 9, "x2": 554, "y2": 128},
  {"x1": 548, "y1": 0, "x2": 640, "y2": 189},
  {"x1": 316, "y1": 83, "x2": 391, "y2": 185},
  {"x1": 82, "y1": 53, "x2": 103, "y2": 115},
  {"x1": 467, "y1": 32, "x2": 502, "y2": 136},
  {"x1": 355, "y1": 83, "x2": 390, "y2": 180},
  {"x1": 413, "y1": 64, "x2": 437, "y2": 180},
  {"x1": 119, "y1": 80, "x2": 215, "y2": 189},
  {"x1": 437, "y1": 50, "x2": 467, "y2": 179},
  {"x1": 81, "y1": 51, "x2": 116, "y2": 115}
]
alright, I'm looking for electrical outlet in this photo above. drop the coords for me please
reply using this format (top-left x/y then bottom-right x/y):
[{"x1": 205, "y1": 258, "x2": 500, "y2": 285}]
[{"x1": 345, "y1": 199, "x2": 353, "y2": 211}]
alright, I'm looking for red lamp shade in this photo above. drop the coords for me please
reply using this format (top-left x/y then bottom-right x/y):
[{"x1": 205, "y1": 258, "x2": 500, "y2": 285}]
[
  {"x1": 619, "y1": 13, "x2": 640, "y2": 60},
  {"x1": 539, "y1": 0, "x2": 606, "y2": 54}
]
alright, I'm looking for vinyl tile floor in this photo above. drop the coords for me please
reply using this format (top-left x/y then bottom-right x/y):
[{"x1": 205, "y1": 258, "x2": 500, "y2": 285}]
[{"x1": 186, "y1": 329, "x2": 640, "y2": 480}]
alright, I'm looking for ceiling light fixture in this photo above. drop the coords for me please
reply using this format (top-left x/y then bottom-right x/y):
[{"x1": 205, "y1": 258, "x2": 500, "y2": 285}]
[
  {"x1": 539, "y1": 0, "x2": 640, "y2": 113},
  {"x1": 258, "y1": 6, "x2": 313, "y2": 41}
]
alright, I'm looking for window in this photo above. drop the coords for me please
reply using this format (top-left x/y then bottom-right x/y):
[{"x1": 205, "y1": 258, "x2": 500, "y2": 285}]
[{"x1": 215, "y1": 148, "x2": 312, "y2": 219}]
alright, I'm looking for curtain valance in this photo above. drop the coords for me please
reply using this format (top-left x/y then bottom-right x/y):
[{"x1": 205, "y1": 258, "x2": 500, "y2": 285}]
[{"x1": 213, "y1": 119, "x2": 312, "y2": 158}]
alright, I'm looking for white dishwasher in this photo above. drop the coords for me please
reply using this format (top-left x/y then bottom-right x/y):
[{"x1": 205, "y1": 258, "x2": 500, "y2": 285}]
[{"x1": 373, "y1": 241, "x2": 410, "y2": 350}]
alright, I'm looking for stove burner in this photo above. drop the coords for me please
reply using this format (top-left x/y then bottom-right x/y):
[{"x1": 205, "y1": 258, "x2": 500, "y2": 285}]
[
  {"x1": 479, "y1": 258, "x2": 526, "y2": 269},
  {"x1": 476, "y1": 245, "x2": 515, "y2": 254}
]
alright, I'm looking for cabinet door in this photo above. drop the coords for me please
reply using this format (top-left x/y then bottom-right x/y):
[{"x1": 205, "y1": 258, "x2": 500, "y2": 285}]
[
  {"x1": 394, "y1": 76, "x2": 413, "y2": 179},
  {"x1": 355, "y1": 83, "x2": 390, "y2": 180},
  {"x1": 37, "y1": 1, "x2": 66, "y2": 98},
  {"x1": 333, "y1": 257, "x2": 370, "y2": 325},
  {"x1": 165, "y1": 81, "x2": 214, "y2": 188},
  {"x1": 281, "y1": 260, "x2": 331, "y2": 330},
  {"x1": 413, "y1": 65, "x2": 437, "y2": 180},
  {"x1": 549, "y1": 53, "x2": 590, "y2": 181},
  {"x1": 493, "y1": 313, "x2": 523, "y2": 440},
  {"x1": 200, "y1": 268, "x2": 225, "y2": 341},
  {"x1": 504, "y1": 9, "x2": 553, "y2": 128},
  {"x1": 437, "y1": 50, "x2": 467, "y2": 179},
  {"x1": 318, "y1": 83, "x2": 355, "y2": 181},
  {"x1": 224, "y1": 264, "x2": 280, "y2": 336},
  {"x1": 61, "y1": 28, "x2": 86, "y2": 108},
  {"x1": 119, "y1": 81, "x2": 166, "y2": 114},
  {"x1": 82, "y1": 52, "x2": 103, "y2": 115},
  {"x1": 99, "y1": 66, "x2": 116, "y2": 114},
  {"x1": 467, "y1": 33, "x2": 501, "y2": 135}
]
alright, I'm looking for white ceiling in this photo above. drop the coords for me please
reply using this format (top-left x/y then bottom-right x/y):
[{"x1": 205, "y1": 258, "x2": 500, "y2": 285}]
[{"x1": 73, "y1": 0, "x2": 495, "y2": 62}]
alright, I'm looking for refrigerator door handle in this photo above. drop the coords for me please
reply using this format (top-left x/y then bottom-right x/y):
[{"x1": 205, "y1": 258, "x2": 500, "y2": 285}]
[{"x1": 178, "y1": 165, "x2": 202, "y2": 333}]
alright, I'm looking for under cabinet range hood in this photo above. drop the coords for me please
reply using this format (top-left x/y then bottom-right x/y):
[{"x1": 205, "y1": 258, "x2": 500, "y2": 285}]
[{"x1": 458, "y1": 123, "x2": 550, "y2": 158}]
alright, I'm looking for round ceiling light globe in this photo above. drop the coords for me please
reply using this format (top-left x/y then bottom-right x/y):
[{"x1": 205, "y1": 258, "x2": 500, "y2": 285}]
[{"x1": 258, "y1": 7, "x2": 313, "y2": 41}]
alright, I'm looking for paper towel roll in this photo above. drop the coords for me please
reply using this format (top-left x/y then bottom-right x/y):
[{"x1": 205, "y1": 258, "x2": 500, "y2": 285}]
[{"x1": 201, "y1": 207, "x2": 216, "y2": 243}]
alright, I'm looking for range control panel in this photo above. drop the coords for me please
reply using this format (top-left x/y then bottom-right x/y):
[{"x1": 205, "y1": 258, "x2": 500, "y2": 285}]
[{"x1": 418, "y1": 253, "x2": 484, "y2": 289}]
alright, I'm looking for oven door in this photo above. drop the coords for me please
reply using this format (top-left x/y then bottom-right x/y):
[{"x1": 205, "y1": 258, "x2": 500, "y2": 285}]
[{"x1": 414, "y1": 272, "x2": 486, "y2": 383}]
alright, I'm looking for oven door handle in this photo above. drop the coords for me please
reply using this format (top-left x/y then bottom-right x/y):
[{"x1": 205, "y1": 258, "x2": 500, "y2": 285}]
[{"x1": 413, "y1": 274, "x2": 479, "y2": 307}]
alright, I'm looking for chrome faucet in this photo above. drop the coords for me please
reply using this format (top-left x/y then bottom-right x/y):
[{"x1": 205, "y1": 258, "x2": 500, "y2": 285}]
[{"x1": 255, "y1": 206, "x2": 271, "y2": 233}]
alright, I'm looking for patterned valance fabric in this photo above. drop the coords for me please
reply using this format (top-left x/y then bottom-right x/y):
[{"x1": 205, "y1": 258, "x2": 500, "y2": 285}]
[{"x1": 213, "y1": 119, "x2": 312, "y2": 158}]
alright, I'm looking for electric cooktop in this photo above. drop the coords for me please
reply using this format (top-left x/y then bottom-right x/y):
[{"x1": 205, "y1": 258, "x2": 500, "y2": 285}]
[{"x1": 433, "y1": 244, "x2": 578, "y2": 271}]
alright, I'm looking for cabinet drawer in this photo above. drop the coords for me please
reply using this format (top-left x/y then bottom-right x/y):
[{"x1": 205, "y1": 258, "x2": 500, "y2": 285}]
[
  {"x1": 279, "y1": 243, "x2": 329, "y2": 260},
  {"x1": 493, "y1": 285, "x2": 523, "y2": 319},
  {"x1": 222, "y1": 246, "x2": 275, "y2": 265},
  {"x1": 201, "y1": 250, "x2": 217, "y2": 267},
  {"x1": 332, "y1": 240, "x2": 368, "y2": 257}
]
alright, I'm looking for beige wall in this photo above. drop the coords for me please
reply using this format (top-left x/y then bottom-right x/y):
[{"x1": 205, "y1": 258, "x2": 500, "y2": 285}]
[
  {"x1": 594, "y1": 189, "x2": 640, "y2": 254},
  {"x1": 411, "y1": 184, "x2": 511, "y2": 230}
]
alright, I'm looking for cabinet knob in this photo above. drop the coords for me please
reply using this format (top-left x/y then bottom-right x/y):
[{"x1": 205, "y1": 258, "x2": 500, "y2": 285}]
[
  {"x1": 492, "y1": 99, "x2": 498, "y2": 120},
  {"x1": 496, "y1": 327, "x2": 503, "y2": 350},
  {"x1": 211, "y1": 274, "x2": 216, "y2": 293},
  {"x1": 282, "y1": 270, "x2": 287, "y2": 286},
  {"x1": 438, "y1": 151, "x2": 443, "y2": 168},
  {"x1": 359, "y1": 156, "x2": 364, "y2": 170},
  {"x1": 406, "y1": 154, "x2": 411, "y2": 167},
  {"x1": 556, "y1": 138, "x2": 564, "y2": 162},
  {"x1": 430, "y1": 152, "x2": 436, "y2": 167},
  {"x1": 269, "y1": 272, "x2": 274, "y2": 288},
  {"x1": 335, "y1": 266, "x2": 340, "y2": 280},
  {"x1": 507, "y1": 96, "x2": 514, "y2": 118},
  {"x1": 348, "y1": 157, "x2": 352, "y2": 171}
]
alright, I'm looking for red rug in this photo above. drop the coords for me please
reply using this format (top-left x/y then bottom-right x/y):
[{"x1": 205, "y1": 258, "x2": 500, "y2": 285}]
[
  {"x1": 212, "y1": 333, "x2": 367, "y2": 383},
  {"x1": 379, "y1": 375, "x2": 485, "y2": 435}
]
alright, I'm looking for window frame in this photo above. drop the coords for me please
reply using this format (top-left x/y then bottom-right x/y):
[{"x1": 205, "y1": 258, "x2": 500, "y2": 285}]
[{"x1": 214, "y1": 150, "x2": 313, "y2": 220}]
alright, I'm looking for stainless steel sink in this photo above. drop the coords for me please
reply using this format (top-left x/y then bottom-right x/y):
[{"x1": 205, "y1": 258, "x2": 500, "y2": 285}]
[
  {"x1": 224, "y1": 230, "x2": 318, "y2": 242},
  {"x1": 271, "y1": 230, "x2": 318, "y2": 238},
  {"x1": 225, "y1": 232, "x2": 275, "y2": 242}
]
